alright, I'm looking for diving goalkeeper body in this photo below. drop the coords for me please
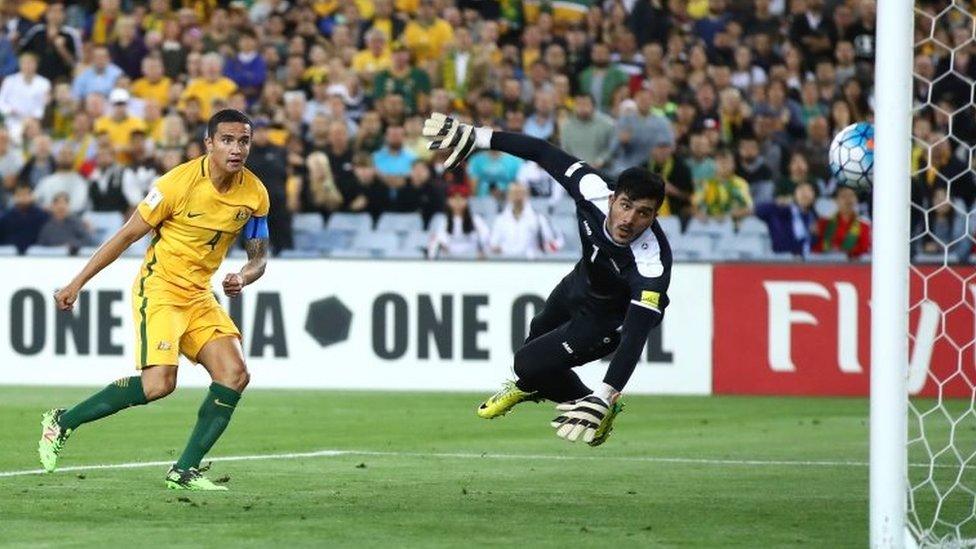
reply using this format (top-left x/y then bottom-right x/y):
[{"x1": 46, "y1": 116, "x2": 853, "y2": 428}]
[
  {"x1": 424, "y1": 113, "x2": 672, "y2": 447},
  {"x1": 39, "y1": 109, "x2": 271, "y2": 490}
]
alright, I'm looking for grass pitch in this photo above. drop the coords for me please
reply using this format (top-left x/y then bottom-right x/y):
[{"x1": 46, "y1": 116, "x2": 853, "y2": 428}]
[{"x1": 0, "y1": 387, "x2": 961, "y2": 547}]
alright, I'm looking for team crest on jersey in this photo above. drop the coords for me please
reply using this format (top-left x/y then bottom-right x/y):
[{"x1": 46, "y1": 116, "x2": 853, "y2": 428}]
[
  {"x1": 235, "y1": 209, "x2": 250, "y2": 221},
  {"x1": 157, "y1": 341, "x2": 172, "y2": 351}
]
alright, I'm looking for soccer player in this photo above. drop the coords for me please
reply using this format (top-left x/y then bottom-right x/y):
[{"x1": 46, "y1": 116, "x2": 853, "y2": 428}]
[
  {"x1": 38, "y1": 109, "x2": 271, "y2": 490},
  {"x1": 424, "y1": 113, "x2": 671, "y2": 446}
]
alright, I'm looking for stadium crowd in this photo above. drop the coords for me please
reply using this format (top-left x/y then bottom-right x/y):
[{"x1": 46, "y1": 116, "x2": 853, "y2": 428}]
[{"x1": 0, "y1": 0, "x2": 969, "y2": 261}]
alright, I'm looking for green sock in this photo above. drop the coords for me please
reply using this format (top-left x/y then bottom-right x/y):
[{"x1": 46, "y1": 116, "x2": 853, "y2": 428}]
[
  {"x1": 59, "y1": 377, "x2": 148, "y2": 430},
  {"x1": 175, "y1": 383, "x2": 241, "y2": 470}
]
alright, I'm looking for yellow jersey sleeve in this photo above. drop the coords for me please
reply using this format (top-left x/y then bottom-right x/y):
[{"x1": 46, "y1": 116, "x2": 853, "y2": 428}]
[
  {"x1": 255, "y1": 180, "x2": 271, "y2": 218},
  {"x1": 137, "y1": 168, "x2": 185, "y2": 227}
]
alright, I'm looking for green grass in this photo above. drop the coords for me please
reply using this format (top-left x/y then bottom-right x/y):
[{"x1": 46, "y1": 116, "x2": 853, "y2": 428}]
[{"x1": 0, "y1": 387, "x2": 967, "y2": 547}]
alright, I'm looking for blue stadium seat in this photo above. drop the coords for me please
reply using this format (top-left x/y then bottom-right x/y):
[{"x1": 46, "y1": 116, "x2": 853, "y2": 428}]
[
  {"x1": 0, "y1": 245, "x2": 18, "y2": 256},
  {"x1": 530, "y1": 197, "x2": 551, "y2": 215},
  {"x1": 806, "y1": 251, "x2": 849, "y2": 263},
  {"x1": 376, "y1": 212, "x2": 423, "y2": 233},
  {"x1": 351, "y1": 230, "x2": 400, "y2": 256},
  {"x1": 26, "y1": 246, "x2": 71, "y2": 257},
  {"x1": 656, "y1": 216, "x2": 681, "y2": 238},
  {"x1": 737, "y1": 216, "x2": 770, "y2": 238},
  {"x1": 685, "y1": 217, "x2": 734, "y2": 239},
  {"x1": 551, "y1": 214, "x2": 581, "y2": 252},
  {"x1": 469, "y1": 196, "x2": 500, "y2": 222},
  {"x1": 327, "y1": 212, "x2": 373, "y2": 232},
  {"x1": 716, "y1": 234, "x2": 770, "y2": 259},
  {"x1": 403, "y1": 229, "x2": 432, "y2": 254},
  {"x1": 552, "y1": 197, "x2": 577, "y2": 216},
  {"x1": 84, "y1": 212, "x2": 124, "y2": 245},
  {"x1": 292, "y1": 213, "x2": 326, "y2": 251},
  {"x1": 672, "y1": 234, "x2": 714, "y2": 260},
  {"x1": 279, "y1": 249, "x2": 322, "y2": 258}
]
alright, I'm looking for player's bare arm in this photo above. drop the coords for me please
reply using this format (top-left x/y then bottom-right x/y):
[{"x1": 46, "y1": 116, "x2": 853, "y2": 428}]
[
  {"x1": 55, "y1": 213, "x2": 153, "y2": 311},
  {"x1": 223, "y1": 234, "x2": 268, "y2": 298}
]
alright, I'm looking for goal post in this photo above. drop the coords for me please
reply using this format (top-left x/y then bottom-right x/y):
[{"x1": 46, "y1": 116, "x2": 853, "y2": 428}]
[{"x1": 870, "y1": 0, "x2": 913, "y2": 546}]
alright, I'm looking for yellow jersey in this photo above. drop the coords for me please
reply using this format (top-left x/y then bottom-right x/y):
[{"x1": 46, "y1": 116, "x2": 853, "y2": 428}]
[
  {"x1": 131, "y1": 76, "x2": 173, "y2": 108},
  {"x1": 180, "y1": 77, "x2": 238, "y2": 119},
  {"x1": 403, "y1": 19, "x2": 454, "y2": 64},
  {"x1": 135, "y1": 155, "x2": 270, "y2": 304}
]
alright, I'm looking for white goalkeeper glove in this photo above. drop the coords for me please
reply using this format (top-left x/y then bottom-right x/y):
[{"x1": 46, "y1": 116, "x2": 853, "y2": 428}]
[
  {"x1": 550, "y1": 395, "x2": 611, "y2": 444},
  {"x1": 423, "y1": 112, "x2": 489, "y2": 169}
]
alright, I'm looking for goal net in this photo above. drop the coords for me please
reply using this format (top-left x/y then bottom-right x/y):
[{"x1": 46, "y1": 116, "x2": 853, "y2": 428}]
[{"x1": 899, "y1": 0, "x2": 976, "y2": 545}]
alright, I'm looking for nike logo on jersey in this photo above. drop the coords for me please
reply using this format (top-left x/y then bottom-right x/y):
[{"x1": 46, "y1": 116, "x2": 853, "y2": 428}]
[
  {"x1": 582, "y1": 220, "x2": 593, "y2": 236},
  {"x1": 561, "y1": 341, "x2": 574, "y2": 354},
  {"x1": 187, "y1": 212, "x2": 203, "y2": 218},
  {"x1": 214, "y1": 399, "x2": 235, "y2": 409}
]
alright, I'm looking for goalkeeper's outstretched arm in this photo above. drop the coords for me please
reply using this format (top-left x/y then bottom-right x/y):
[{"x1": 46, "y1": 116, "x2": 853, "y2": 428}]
[{"x1": 425, "y1": 114, "x2": 595, "y2": 200}]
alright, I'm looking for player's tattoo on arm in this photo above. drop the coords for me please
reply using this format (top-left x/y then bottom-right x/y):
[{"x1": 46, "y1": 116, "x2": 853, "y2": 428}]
[{"x1": 240, "y1": 237, "x2": 269, "y2": 286}]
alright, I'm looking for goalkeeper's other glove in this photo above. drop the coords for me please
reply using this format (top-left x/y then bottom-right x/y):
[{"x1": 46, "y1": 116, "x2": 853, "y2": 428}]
[
  {"x1": 550, "y1": 395, "x2": 611, "y2": 444},
  {"x1": 423, "y1": 112, "x2": 488, "y2": 169}
]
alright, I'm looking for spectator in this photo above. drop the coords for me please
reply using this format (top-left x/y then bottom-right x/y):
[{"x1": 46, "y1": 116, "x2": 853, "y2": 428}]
[
  {"x1": 755, "y1": 180, "x2": 818, "y2": 256},
  {"x1": 121, "y1": 131, "x2": 158, "y2": 207},
  {"x1": 0, "y1": 183, "x2": 49, "y2": 253},
  {"x1": 915, "y1": 187, "x2": 968, "y2": 262},
  {"x1": 353, "y1": 153, "x2": 387, "y2": 220},
  {"x1": 0, "y1": 128, "x2": 24, "y2": 203},
  {"x1": 517, "y1": 160, "x2": 566, "y2": 203},
  {"x1": 609, "y1": 90, "x2": 674, "y2": 176},
  {"x1": 17, "y1": 135, "x2": 57, "y2": 189},
  {"x1": 70, "y1": 45, "x2": 122, "y2": 101},
  {"x1": 403, "y1": 0, "x2": 454, "y2": 65},
  {"x1": 355, "y1": 111, "x2": 386, "y2": 153},
  {"x1": 439, "y1": 27, "x2": 490, "y2": 103},
  {"x1": 649, "y1": 132, "x2": 695, "y2": 223},
  {"x1": 797, "y1": 116, "x2": 832, "y2": 184},
  {"x1": 488, "y1": 183, "x2": 560, "y2": 259},
  {"x1": 302, "y1": 151, "x2": 366, "y2": 217},
  {"x1": 109, "y1": 15, "x2": 148, "y2": 79},
  {"x1": 365, "y1": 0, "x2": 406, "y2": 43},
  {"x1": 523, "y1": 90, "x2": 558, "y2": 141},
  {"x1": 34, "y1": 144, "x2": 89, "y2": 214},
  {"x1": 180, "y1": 52, "x2": 238, "y2": 120},
  {"x1": 373, "y1": 42, "x2": 431, "y2": 115},
  {"x1": 246, "y1": 119, "x2": 292, "y2": 255},
  {"x1": 86, "y1": 139, "x2": 130, "y2": 213},
  {"x1": 223, "y1": 30, "x2": 267, "y2": 104},
  {"x1": 776, "y1": 151, "x2": 823, "y2": 200},
  {"x1": 687, "y1": 132, "x2": 717, "y2": 184},
  {"x1": 466, "y1": 147, "x2": 524, "y2": 199},
  {"x1": 0, "y1": 53, "x2": 51, "y2": 140},
  {"x1": 353, "y1": 29, "x2": 393, "y2": 81},
  {"x1": 812, "y1": 185, "x2": 871, "y2": 259},
  {"x1": 427, "y1": 187, "x2": 490, "y2": 259},
  {"x1": 578, "y1": 42, "x2": 629, "y2": 112},
  {"x1": 57, "y1": 112, "x2": 97, "y2": 171},
  {"x1": 694, "y1": 148, "x2": 753, "y2": 222},
  {"x1": 408, "y1": 160, "x2": 445, "y2": 226},
  {"x1": 36, "y1": 191, "x2": 92, "y2": 250},
  {"x1": 736, "y1": 135, "x2": 775, "y2": 203},
  {"x1": 560, "y1": 94, "x2": 615, "y2": 170},
  {"x1": 94, "y1": 89, "x2": 147, "y2": 161},
  {"x1": 18, "y1": 2, "x2": 80, "y2": 82},
  {"x1": 373, "y1": 125, "x2": 418, "y2": 183}
]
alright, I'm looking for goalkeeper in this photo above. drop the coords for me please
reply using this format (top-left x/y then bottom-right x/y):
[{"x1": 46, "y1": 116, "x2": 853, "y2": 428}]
[{"x1": 424, "y1": 114, "x2": 672, "y2": 447}]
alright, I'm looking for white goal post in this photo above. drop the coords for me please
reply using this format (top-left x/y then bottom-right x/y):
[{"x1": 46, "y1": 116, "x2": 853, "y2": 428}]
[{"x1": 870, "y1": 0, "x2": 912, "y2": 545}]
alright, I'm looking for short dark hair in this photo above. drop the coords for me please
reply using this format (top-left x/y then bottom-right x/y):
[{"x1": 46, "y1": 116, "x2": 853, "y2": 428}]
[
  {"x1": 207, "y1": 109, "x2": 253, "y2": 139},
  {"x1": 614, "y1": 167, "x2": 665, "y2": 207}
]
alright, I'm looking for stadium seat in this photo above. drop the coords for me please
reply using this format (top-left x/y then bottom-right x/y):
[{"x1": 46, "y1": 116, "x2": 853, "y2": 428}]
[
  {"x1": 656, "y1": 216, "x2": 682, "y2": 238},
  {"x1": 0, "y1": 245, "x2": 18, "y2": 256},
  {"x1": 279, "y1": 249, "x2": 322, "y2": 259},
  {"x1": 716, "y1": 234, "x2": 770, "y2": 260},
  {"x1": 806, "y1": 251, "x2": 850, "y2": 263},
  {"x1": 403, "y1": 230, "x2": 432, "y2": 254},
  {"x1": 737, "y1": 216, "x2": 770, "y2": 237},
  {"x1": 672, "y1": 234, "x2": 714, "y2": 260},
  {"x1": 913, "y1": 252, "x2": 950, "y2": 265},
  {"x1": 326, "y1": 212, "x2": 373, "y2": 232},
  {"x1": 26, "y1": 246, "x2": 71, "y2": 257},
  {"x1": 815, "y1": 197, "x2": 837, "y2": 218},
  {"x1": 530, "y1": 197, "x2": 551, "y2": 215},
  {"x1": 123, "y1": 235, "x2": 151, "y2": 257},
  {"x1": 551, "y1": 214, "x2": 581, "y2": 252},
  {"x1": 328, "y1": 248, "x2": 375, "y2": 258},
  {"x1": 292, "y1": 213, "x2": 326, "y2": 251},
  {"x1": 469, "y1": 196, "x2": 500, "y2": 222},
  {"x1": 228, "y1": 248, "x2": 247, "y2": 259},
  {"x1": 685, "y1": 217, "x2": 734, "y2": 239},
  {"x1": 376, "y1": 212, "x2": 423, "y2": 233},
  {"x1": 552, "y1": 197, "x2": 577, "y2": 216},
  {"x1": 427, "y1": 212, "x2": 446, "y2": 231},
  {"x1": 351, "y1": 230, "x2": 400, "y2": 256},
  {"x1": 385, "y1": 248, "x2": 426, "y2": 259},
  {"x1": 84, "y1": 211, "x2": 124, "y2": 245}
]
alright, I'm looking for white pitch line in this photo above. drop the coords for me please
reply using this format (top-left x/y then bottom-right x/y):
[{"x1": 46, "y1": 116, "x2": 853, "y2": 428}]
[{"x1": 0, "y1": 449, "x2": 958, "y2": 479}]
